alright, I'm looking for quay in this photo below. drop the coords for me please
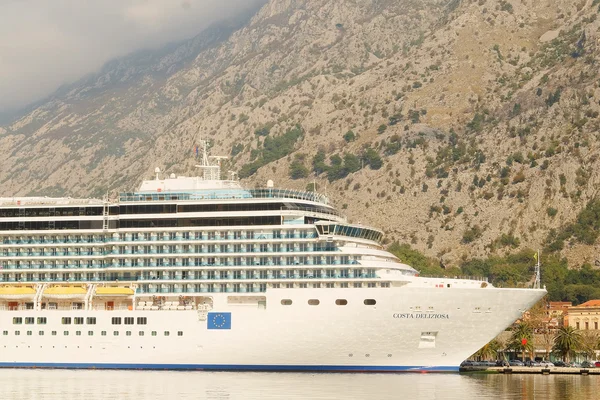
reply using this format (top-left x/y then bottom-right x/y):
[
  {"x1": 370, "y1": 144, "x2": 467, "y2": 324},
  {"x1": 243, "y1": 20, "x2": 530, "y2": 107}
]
[{"x1": 461, "y1": 367, "x2": 600, "y2": 375}]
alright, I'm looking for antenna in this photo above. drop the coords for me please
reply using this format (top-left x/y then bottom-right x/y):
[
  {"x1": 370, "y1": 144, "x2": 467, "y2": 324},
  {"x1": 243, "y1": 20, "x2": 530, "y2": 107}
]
[
  {"x1": 194, "y1": 139, "x2": 228, "y2": 181},
  {"x1": 533, "y1": 250, "x2": 541, "y2": 289}
]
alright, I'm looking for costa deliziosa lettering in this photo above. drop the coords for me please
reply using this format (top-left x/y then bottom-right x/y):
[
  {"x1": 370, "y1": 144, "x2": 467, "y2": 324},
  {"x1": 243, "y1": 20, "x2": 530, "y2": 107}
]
[{"x1": 393, "y1": 313, "x2": 450, "y2": 319}]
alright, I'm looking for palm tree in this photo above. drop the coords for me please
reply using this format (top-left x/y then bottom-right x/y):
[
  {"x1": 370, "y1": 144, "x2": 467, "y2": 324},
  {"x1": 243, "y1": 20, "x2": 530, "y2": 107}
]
[
  {"x1": 553, "y1": 326, "x2": 583, "y2": 363},
  {"x1": 509, "y1": 322, "x2": 534, "y2": 361},
  {"x1": 475, "y1": 339, "x2": 501, "y2": 361}
]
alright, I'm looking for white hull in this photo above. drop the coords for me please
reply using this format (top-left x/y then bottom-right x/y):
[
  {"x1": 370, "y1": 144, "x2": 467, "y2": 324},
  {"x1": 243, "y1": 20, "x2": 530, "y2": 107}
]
[{"x1": 0, "y1": 283, "x2": 545, "y2": 372}]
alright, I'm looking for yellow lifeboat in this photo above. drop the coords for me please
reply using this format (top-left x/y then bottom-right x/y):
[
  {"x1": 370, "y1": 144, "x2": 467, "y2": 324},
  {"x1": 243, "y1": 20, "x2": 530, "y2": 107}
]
[
  {"x1": 95, "y1": 287, "x2": 134, "y2": 296},
  {"x1": 43, "y1": 286, "x2": 87, "y2": 299},
  {"x1": 0, "y1": 286, "x2": 36, "y2": 300}
]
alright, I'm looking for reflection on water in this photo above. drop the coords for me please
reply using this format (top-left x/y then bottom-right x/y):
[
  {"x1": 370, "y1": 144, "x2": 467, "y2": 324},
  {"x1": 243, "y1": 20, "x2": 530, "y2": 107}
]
[{"x1": 0, "y1": 369, "x2": 597, "y2": 400}]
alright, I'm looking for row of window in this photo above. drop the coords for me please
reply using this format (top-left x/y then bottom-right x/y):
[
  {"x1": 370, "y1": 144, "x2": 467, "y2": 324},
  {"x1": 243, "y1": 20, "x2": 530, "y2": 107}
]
[
  {"x1": 12, "y1": 317, "x2": 47, "y2": 325},
  {"x1": 0, "y1": 201, "x2": 333, "y2": 219},
  {"x1": 1, "y1": 243, "x2": 337, "y2": 256},
  {"x1": 280, "y1": 299, "x2": 376, "y2": 306},
  {"x1": 0, "y1": 216, "x2": 289, "y2": 231},
  {"x1": 4, "y1": 330, "x2": 182, "y2": 337},
  {"x1": 1, "y1": 251, "x2": 353, "y2": 261},
  {"x1": 111, "y1": 317, "x2": 147, "y2": 325},
  {"x1": 1, "y1": 268, "x2": 374, "y2": 282},
  {"x1": 1, "y1": 229, "x2": 318, "y2": 245},
  {"x1": 13, "y1": 317, "x2": 149, "y2": 326},
  {"x1": 0, "y1": 207, "x2": 105, "y2": 218},
  {"x1": 118, "y1": 188, "x2": 328, "y2": 205}
]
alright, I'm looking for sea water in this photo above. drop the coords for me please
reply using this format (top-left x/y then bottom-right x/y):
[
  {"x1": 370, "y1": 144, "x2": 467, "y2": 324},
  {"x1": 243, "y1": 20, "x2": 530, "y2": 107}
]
[{"x1": 0, "y1": 369, "x2": 595, "y2": 400}]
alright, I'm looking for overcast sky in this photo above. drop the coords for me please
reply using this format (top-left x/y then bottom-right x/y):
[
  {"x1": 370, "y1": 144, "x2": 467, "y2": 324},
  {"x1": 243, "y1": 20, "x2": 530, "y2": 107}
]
[{"x1": 0, "y1": 0, "x2": 265, "y2": 113}]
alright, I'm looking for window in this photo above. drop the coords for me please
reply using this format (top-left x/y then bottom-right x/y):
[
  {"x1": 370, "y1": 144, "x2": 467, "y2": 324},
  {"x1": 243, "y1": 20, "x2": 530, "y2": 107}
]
[
  {"x1": 76, "y1": 331, "x2": 82, "y2": 336},
  {"x1": 281, "y1": 299, "x2": 293, "y2": 305},
  {"x1": 15, "y1": 331, "x2": 20, "y2": 336},
  {"x1": 27, "y1": 331, "x2": 32, "y2": 336},
  {"x1": 178, "y1": 331, "x2": 183, "y2": 336},
  {"x1": 126, "y1": 331, "x2": 132, "y2": 336},
  {"x1": 2, "y1": 331, "x2": 7, "y2": 335},
  {"x1": 151, "y1": 331, "x2": 157, "y2": 336},
  {"x1": 25, "y1": 317, "x2": 34, "y2": 325},
  {"x1": 13, "y1": 317, "x2": 22, "y2": 325},
  {"x1": 88, "y1": 331, "x2": 94, "y2": 336},
  {"x1": 364, "y1": 299, "x2": 376, "y2": 305},
  {"x1": 37, "y1": 317, "x2": 47, "y2": 325},
  {"x1": 137, "y1": 317, "x2": 147, "y2": 325},
  {"x1": 86, "y1": 317, "x2": 96, "y2": 325},
  {"x1": 74, "y1": 317, "x2": 84, "y2": 325},
  {"x1": 164, "y1": 331, "x2": 170, "y2": 336},
  {"x1": 308, "y1": 299, "x2": 320, "y2": 306},
  {"x1": 39, "y1": 331, "x2": 44, "y2": 336},
  {"x1": 124, "y1": 317, "x2": 134, "y2": 325},
  {"x1": 64, "y1": 331, "x2": 69, "y2": 336},
  {"x1": 139, "y1": 331, "x2": 145, "y2": 336},
  {"x1": 51, "y1": 331, "x2": 57, "y2": 336},
  {"x1": 111, "y1": 317, "x2": 122, "y2": 325},
  {"x1": 114, "y1": 331, "x2": 119, "y2": 336},
  {"x1": 61, "y1": 317, "x2": 72, "y2": 325},
  {"x1": 101, "y1": 331, "x2": 107, "y2": 336},
  {"x1": 335, "y1": 299, "x2": 348, "y2": 306}
]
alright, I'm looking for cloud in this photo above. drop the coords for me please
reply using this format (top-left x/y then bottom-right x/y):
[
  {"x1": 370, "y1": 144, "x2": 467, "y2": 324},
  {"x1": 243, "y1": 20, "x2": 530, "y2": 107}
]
[{"x1": 0, "y1": 0, "x2": 264, "y2": 113}]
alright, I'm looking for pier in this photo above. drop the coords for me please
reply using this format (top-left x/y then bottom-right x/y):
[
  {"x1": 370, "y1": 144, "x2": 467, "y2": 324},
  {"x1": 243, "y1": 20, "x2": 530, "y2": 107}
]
[{"x1": 461, "y1": 366, "x2": 600, "y2": 375}]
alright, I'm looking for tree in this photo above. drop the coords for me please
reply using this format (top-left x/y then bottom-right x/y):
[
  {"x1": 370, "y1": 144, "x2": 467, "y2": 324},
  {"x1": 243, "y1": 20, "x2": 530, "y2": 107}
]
[
  {"x1": 509, "y1": 322, "x2": 534, "y2": 361},
  {"x1": 343, "y1": 153, "x2": 361, "y2": 173},
  {"x1": 580, "y1": 331, "x2": 599, "y2": 361},
  {"x1": 289, "y1": 160, "x2": 309, "y2": 179},
  {"x1": 343, "y1": 130, "x2": 356, "y2": 142},
  {"x1": 474, "y1": 339, "x2": 501, "y2": 361},
  {"x1": 312, "y1": 150, "x2": 328, "y2": 175},
  {"x1": 361, "y1": 147, "x2": 383, "y2": 170},
  {"x1": 552, "y1": 326, "x2": 583, "y2": 362}
]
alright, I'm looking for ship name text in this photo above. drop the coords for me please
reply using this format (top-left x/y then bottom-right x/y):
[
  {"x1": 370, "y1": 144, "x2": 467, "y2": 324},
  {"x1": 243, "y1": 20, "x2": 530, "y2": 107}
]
[{"x1": 393, "y1": 313, "x2": 450, "y2": 319}]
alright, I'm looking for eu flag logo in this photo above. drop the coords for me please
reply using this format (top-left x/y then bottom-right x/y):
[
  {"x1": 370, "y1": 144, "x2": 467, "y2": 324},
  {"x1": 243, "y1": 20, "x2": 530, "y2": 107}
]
[{"x1": 207, "y1": 312, "x2": 231, "y2": 330}]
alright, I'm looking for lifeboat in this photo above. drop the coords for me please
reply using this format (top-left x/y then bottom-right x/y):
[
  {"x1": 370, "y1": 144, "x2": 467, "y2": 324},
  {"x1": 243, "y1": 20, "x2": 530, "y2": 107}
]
[
  {"x1": 43, "y1": 286, "x2": 87, "y2": 299},
  {"x1": 0, "y1": 286, "x2": 36, "y2": 300},
  {"x1": 95, "y1": 287, "x2": 134, "y2": 296}
]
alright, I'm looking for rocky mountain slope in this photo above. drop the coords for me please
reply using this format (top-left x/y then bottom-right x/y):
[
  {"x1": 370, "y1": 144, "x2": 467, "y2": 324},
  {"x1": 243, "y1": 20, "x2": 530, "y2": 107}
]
[{"x1": 2, "y1": 0, "x2": 600, "y2": 267}]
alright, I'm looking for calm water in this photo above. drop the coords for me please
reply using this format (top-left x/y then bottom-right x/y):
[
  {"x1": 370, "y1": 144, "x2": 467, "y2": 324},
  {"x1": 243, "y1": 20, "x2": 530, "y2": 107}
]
[{"x1": 0, "y1": 370, "x2": 596, "y2": 400}]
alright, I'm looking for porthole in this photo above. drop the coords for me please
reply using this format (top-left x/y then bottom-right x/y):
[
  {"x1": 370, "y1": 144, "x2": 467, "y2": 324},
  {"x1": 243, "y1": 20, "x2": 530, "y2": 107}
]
[
  {"x1": 281, "y1": 299, "x2": 293, "y2": 305},
  {"x1": 308, "y1": 299, "x2": 320, "y2": 306},
  {"x1": 364, "y1": 299, "x2": 376, "y2": 305},
  {"x1": 335, "y1": 299, "x2": 348, "y2": 306}
]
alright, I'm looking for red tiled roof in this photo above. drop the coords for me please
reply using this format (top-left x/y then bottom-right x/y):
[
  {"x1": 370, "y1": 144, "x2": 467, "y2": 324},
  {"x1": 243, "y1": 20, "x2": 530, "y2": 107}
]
[{"x1": 574, "y1": 300, "x2": 600, "y2": 308}]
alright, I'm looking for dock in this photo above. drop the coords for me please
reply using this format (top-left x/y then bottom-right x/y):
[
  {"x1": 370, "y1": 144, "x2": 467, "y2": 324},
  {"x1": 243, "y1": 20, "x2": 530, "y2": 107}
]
[{"x1": 460, "y1": 366, "x2": 600, "y2": 375}]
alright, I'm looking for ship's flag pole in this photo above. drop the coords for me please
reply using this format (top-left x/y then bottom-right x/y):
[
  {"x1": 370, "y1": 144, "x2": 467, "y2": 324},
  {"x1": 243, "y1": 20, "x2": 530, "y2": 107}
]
[{"x1": 533, "y1": 250, "x2": 541, "y2": 289}]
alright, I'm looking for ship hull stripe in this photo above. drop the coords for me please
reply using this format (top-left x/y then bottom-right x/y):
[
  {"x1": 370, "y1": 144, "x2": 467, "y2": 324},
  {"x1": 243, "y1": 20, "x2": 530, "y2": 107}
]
[{"x1": 0, "y1": 362, "x2": 458, "y2": 372}]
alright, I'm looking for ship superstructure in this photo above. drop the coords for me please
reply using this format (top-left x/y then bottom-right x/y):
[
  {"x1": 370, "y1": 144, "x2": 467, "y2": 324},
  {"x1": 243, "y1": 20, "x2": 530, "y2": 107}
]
[{"x1": 0, "y1": 142, "x2": 545, "y2": 371}]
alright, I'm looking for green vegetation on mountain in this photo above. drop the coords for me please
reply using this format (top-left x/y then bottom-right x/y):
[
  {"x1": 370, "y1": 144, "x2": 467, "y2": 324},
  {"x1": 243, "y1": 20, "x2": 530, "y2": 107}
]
[{"x1": 239, "y1": 125, "x2": 304, "y2": 178}]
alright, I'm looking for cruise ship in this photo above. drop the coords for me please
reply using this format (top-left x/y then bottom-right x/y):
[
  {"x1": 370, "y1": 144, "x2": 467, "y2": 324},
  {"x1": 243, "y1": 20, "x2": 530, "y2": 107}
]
[{"x1": 0, "y1": 142, "x2": 546, "y2": 371}]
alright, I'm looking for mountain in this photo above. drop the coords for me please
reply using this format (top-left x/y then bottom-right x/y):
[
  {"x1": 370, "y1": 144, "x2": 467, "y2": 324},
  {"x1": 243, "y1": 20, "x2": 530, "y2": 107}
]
[{"x1": 2, "y1": 0, "x2": 600, "y2": 268}]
